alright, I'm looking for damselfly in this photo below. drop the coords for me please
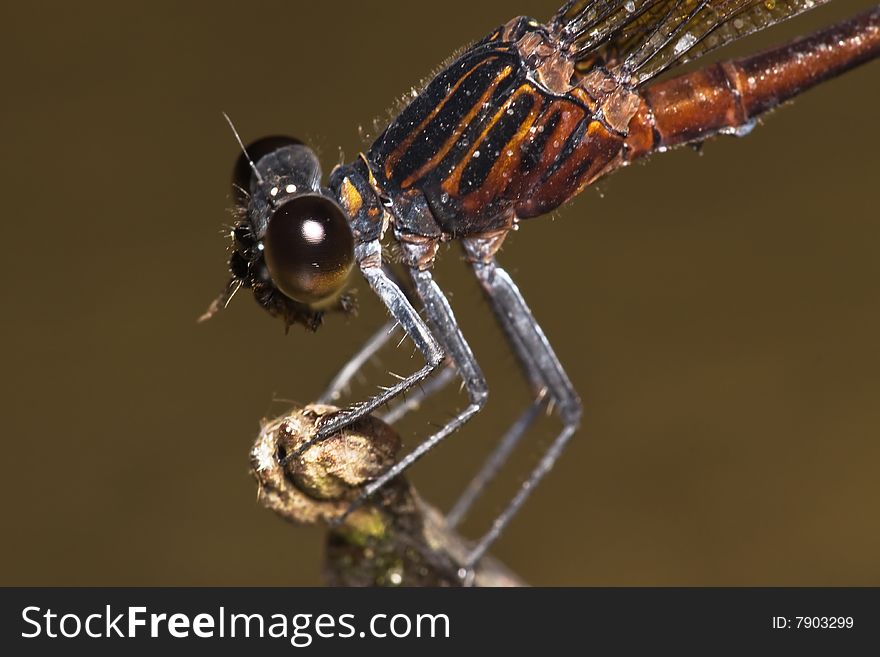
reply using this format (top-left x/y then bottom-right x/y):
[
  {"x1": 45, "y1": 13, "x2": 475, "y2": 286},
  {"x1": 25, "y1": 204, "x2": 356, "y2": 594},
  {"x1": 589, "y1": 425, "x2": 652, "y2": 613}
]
[{"x1": 206, "y1": 1, "x2": 880, "y2": 578}]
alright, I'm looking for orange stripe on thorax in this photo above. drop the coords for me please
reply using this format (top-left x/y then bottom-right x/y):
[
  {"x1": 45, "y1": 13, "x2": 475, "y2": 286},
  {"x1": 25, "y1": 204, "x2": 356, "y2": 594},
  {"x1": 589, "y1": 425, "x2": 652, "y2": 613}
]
[
  {"x1": 384, "y1": 57, "x2": 500, "y2": 182},
  {"x1": 440, "y1": 82, "x2": 539, "y2": 198},
  {"x1": 461, "y1": 87, "x2": 545, "y2": 209},
  {"x1": 398, "y1": 65, "x2": 515, "y2": 189}
]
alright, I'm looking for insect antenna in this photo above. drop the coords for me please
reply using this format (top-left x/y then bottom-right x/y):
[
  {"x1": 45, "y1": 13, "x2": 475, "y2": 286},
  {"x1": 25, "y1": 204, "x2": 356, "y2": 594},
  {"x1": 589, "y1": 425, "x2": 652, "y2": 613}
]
[{"x1": 222, "y1": 111, "x2": 265, "y2": 187}]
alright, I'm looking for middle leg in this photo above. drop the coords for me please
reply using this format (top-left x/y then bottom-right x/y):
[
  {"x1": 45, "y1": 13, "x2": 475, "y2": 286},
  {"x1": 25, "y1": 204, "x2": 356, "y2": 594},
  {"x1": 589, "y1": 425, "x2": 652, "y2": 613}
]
[
  {"x1": 342, "y1": 264, "x2": 489, "y2": 515},
  {"x1": 318, "y1": 263, "x2": 459, "y2": 423}
]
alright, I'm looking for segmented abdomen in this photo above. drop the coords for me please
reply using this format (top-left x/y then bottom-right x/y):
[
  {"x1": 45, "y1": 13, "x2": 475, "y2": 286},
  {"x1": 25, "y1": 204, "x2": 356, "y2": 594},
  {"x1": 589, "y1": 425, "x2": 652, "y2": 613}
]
[{"x1": 369, "y1": 27, "x2": 624, "y2": 236}]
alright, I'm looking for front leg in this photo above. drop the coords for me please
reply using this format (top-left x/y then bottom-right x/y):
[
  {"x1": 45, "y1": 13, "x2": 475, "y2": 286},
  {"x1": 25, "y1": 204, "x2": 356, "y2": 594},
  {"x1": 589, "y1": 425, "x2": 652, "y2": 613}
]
[
  {"x1": 318, "y1": 263, "x2": 458, "y2": 422},
  {"x1": 318, "y1": 318, "x2": 459, "y2": 422},
  {"x1": 317, "y1": 319, "x2": 399, "y2": 405},
  {"x1": 284, "y1": 240, "x2": 444, "y2": 461},
  {"x1": 342, "y1": 264, "x2": 489, "y2": 516}
]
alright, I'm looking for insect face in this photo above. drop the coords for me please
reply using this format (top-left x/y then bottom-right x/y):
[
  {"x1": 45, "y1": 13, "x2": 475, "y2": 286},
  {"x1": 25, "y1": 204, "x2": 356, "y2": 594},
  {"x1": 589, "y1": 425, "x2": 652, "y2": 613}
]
[{"x1": 221, "y1": 136, "x2": 356, "y2": 330}]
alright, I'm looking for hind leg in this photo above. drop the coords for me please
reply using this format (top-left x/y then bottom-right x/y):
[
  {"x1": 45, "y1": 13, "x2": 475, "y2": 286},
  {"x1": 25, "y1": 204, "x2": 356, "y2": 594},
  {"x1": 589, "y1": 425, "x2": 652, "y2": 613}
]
[{"x1": 459, "y1": 238, "x2": 582, "y2": 569}]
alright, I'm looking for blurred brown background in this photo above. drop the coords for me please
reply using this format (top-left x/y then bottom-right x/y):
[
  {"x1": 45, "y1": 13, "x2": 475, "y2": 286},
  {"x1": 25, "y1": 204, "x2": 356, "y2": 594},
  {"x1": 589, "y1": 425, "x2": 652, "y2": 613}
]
[{"x1": 1, "y1": 0, "x2": 877, "y2": 586}]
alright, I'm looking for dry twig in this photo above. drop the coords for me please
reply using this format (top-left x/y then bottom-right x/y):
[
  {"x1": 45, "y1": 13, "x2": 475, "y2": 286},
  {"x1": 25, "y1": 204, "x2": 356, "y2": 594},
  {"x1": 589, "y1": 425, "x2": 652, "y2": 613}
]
[{"x1": 250, "y1": 404, "x2": 524, "y2": 587}]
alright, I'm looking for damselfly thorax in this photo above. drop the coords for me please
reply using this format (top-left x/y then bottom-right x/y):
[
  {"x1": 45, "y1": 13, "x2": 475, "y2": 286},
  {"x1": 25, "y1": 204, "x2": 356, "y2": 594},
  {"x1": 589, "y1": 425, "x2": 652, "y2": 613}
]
[
  {"x1": 370, "y1": 16, "x2": 637, "y2": 235},
  {"x1": 207, "y1": 1, "x2": 880, "y2": 580}
]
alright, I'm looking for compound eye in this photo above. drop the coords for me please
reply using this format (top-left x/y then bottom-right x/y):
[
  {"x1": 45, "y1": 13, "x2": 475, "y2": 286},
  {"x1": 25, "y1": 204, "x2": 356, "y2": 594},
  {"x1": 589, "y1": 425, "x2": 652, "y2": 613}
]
[
  {"x1": 262, "y1": 195, "x2": 354, "y2": 304},
  {"x1": 231, "y1": 135, "x2": 303, "y2": 204}
]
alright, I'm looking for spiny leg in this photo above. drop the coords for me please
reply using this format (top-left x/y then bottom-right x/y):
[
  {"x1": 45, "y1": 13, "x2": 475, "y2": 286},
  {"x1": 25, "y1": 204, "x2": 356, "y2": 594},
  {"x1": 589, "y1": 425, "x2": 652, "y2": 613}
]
[
  {"x1": 318, "y1": 269, "x2": 458, "y2": 422},
  {"x1": 319, "y1": 265, "x2": 420, "y2": 405},
  {"x1": 321, "y1": 326, "x2": 456, "y2": 425},
  {"x1": 341, "y1": 266, "x2": 489, "y2": 517},
  {"x1": 378, "y1": 363, "x2": 457, "y2": 425},
  {"x1": 444, "y1": 267, "x2": 554, "y2": 526},
  {"x1": 284, "y1": 241, "x2": 445, "y2": 463},
  {"x1": 446, "y1": 391, "x2": 547, "y2": 529},
  {"x1": 318, "y1": 320, "x2": 399, "y2": 405},
  {"x1": 462, "y1": 245, "x2": 582, "y2": 570}
]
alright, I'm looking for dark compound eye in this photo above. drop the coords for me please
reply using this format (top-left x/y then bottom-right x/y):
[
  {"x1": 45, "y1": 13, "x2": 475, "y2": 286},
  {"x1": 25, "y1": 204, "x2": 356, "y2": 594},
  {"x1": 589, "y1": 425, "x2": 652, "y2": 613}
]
[
  {"x1": 262, "y1": 195, "x2": 354, "y2": 305},
  {"x1": 231, "y1": 135, "x2": 303, "y2": 204}
]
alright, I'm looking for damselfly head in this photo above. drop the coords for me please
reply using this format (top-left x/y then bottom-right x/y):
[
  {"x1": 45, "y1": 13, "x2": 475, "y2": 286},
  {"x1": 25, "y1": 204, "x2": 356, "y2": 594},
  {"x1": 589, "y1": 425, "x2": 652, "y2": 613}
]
[
  {"x1": 230, "y1": 135, "x2": 303, "y2": 204},
  {"x1": 202, "y1": 133, "x2": 356, "y2": 330}
]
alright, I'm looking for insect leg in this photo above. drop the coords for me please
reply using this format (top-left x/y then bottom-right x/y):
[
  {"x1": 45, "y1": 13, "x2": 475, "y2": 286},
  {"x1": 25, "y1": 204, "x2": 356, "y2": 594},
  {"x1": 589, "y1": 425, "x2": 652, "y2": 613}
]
[
  {"x1": 444, "y1": 271, "x2": 558, "y2": 527},
  {"x1": 289, "y1": 241, "x2": 445, "y2": 455},
  {"x1": 340, "y1": 266, "x2": 489, "y2": 516},
  {"x1": 318, "y1": 262, "x2": 456, "y2": 421},
  {"x1": 462, "y1": 249, "x2": 582, "y2": 570},
  {"x1": 317, "y1": 319, "x2": 399, "y2": 404},
  {"x1": 378, "y1": 363, "x2": 457, "y2": 425},
  {"x1": 374, "y1": 265, "x2": 459, "y2": 424},
  {"x1": 446, "y1": 392, "x2": 547, "y2": 529}
]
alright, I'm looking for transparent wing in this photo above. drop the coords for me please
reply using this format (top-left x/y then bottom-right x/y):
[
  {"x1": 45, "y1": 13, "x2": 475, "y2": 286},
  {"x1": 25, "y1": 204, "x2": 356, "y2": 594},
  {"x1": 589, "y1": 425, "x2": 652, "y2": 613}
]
[
  {"x1": 551, "y1": 0, "x2": 678, "y2": 66},
  {"x1": 548, "y1": 0, "x2": 832, "y2": 85}
]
